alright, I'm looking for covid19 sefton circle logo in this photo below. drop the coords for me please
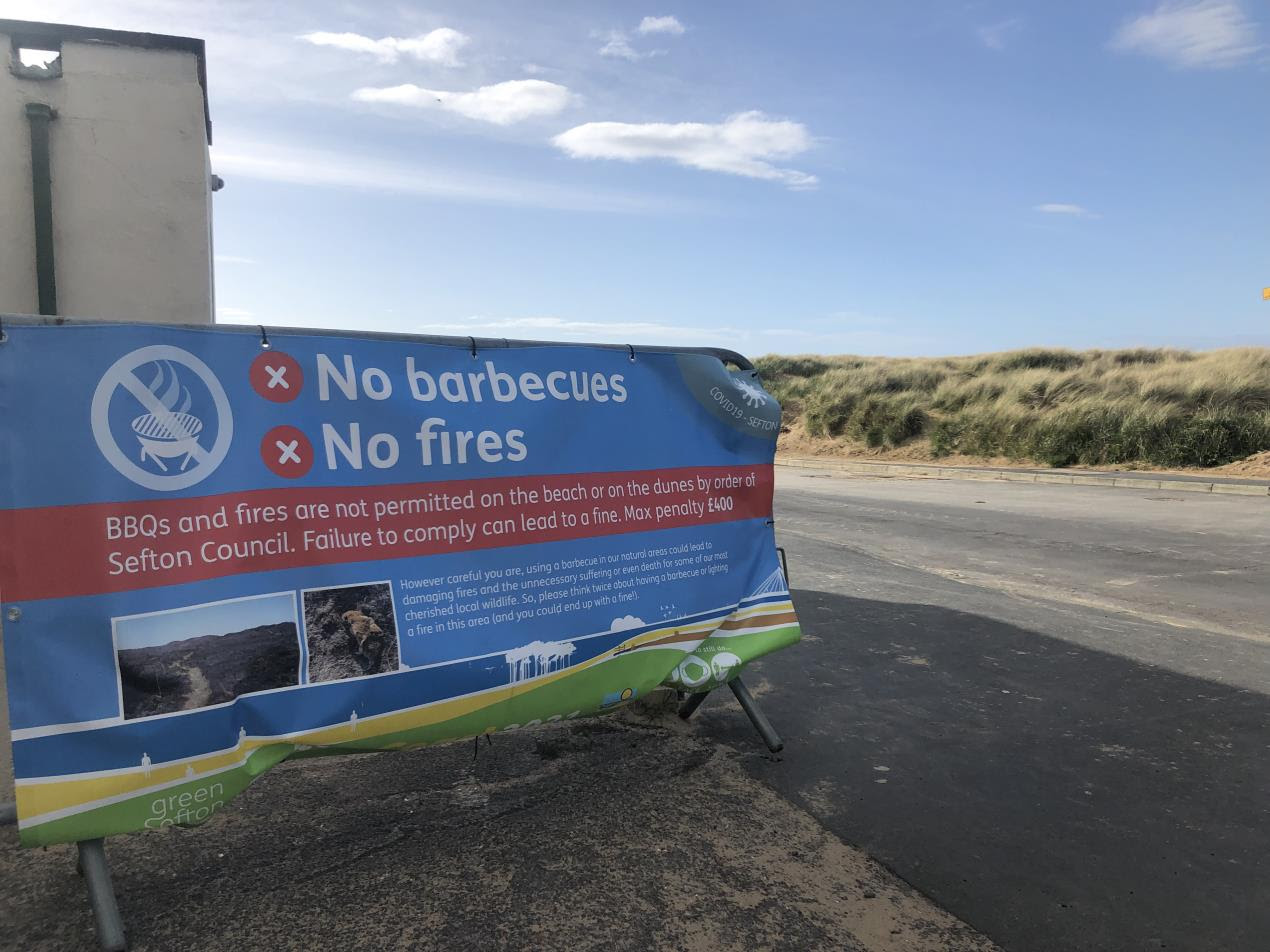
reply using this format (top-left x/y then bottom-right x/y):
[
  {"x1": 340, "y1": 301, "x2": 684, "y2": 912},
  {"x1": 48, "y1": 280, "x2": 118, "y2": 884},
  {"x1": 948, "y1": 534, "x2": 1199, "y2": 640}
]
[{"x1": 91, "y1": 346, "x2": 234, "y2": 491}]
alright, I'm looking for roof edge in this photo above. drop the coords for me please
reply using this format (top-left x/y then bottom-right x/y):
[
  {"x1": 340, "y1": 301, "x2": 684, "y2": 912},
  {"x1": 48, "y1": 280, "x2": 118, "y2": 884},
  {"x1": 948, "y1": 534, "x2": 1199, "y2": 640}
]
[{"x1": 0, "y1": 18, "x2": 211, "y2": 144}]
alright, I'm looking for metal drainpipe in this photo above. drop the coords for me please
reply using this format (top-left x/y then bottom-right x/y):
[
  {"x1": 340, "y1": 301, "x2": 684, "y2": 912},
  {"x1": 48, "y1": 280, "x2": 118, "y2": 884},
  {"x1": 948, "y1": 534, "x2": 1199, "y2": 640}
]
[{"x1": 25, "y1": 102, "x2": 57, "y2": 316}]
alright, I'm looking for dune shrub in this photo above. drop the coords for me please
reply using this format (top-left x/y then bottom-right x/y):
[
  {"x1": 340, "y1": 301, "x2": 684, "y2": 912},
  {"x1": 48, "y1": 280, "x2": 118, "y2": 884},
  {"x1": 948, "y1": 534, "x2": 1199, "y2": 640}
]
[{"x1": 757, "y1": 347, "x2": 1270, "y2": 468}]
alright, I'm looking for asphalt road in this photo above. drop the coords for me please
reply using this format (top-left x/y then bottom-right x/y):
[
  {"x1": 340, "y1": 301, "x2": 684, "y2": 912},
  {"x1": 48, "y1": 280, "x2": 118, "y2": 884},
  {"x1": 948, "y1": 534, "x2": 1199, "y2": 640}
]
[{"x1": 694, "y1": 467, "x2": 1270, "y2": 952}]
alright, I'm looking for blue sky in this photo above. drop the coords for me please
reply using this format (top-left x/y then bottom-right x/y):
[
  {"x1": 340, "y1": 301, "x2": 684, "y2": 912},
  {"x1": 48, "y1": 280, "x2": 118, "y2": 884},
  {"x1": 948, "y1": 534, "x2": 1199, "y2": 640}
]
[
  {"x1": 12, "y1": 0, "x2": 1270, "y2": 355},
  {"x1": 114, "y1": 593, "x2": 297, "y2": 650}
]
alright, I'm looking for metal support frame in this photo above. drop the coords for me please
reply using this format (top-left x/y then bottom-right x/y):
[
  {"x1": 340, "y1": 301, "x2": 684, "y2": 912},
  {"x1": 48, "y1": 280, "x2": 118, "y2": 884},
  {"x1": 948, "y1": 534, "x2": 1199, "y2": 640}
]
[
  {"x1": 76, "y1": 839, "x2": 127, "y2": 951},
  {"x1": 727, "y1": 678, "x2": 784, "y2": 753},
  {"x1": 677, "y1": 676, "x2": 784, "y2": 753},
  {"x1": 677, "y1": 690, "x2": 710, "y2": 720}
]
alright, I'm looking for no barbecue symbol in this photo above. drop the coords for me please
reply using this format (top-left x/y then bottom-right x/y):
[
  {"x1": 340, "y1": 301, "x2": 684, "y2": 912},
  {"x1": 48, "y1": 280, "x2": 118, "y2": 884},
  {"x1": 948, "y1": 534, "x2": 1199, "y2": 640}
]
[{"x1": 91, "y1": 345, "x2": 234, "y2": 491}]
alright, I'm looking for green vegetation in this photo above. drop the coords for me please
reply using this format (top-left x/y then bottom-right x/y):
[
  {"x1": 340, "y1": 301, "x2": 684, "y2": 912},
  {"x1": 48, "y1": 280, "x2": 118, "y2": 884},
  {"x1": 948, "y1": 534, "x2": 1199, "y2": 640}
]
[{"x1": 756, "y1": 348, "x2": 1270, "y2": 469}]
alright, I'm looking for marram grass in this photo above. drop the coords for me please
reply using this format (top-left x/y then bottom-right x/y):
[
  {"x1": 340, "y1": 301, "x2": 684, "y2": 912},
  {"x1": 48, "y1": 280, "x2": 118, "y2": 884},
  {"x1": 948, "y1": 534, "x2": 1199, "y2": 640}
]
[{"x1": 757, "y1": 348, "x2": 1270, "y2": 468}]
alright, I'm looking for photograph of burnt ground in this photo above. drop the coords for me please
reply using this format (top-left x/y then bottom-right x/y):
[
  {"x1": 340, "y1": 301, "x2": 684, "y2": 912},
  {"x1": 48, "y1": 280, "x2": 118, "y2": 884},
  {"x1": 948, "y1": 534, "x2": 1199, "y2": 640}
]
[
  {"x1": 116, "y1": 594, "x2": 300, "y2": 719},
  {"x1": 303, "y1": 582, "x2": 400, "y2": 683}
]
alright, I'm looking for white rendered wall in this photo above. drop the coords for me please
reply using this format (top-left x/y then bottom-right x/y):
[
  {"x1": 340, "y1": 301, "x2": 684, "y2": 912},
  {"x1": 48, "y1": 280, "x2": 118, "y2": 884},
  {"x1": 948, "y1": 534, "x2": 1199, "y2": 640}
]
[{"x1": 0, "y1": 34, "x2": 213, "y2": 323}]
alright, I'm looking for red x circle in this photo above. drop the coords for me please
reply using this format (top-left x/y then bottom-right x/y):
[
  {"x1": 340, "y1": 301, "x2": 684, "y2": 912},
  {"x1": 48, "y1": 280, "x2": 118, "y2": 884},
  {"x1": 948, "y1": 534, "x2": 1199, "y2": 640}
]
[
  {"x1": 250, "y1": 351, "x2": 303, "y2": 403},
  {"x1": 261, "y1": 425, "x2": 313, "y2": 478}
]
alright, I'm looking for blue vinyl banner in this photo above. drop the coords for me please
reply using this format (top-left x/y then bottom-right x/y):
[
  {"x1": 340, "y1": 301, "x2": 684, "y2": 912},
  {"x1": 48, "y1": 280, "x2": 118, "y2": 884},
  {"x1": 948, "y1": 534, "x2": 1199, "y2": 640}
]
[{"x1": 0, "y1": 320, "x2": 799, "y2": 845}]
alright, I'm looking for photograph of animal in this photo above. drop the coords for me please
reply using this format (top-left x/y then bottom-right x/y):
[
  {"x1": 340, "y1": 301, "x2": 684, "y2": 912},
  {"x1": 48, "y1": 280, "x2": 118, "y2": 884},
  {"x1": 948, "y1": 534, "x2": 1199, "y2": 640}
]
[
  {"x1": 341, "y1": 609, "x2": 386, "y2": 674},
  {"x1": 303, "y1": 582, "x2": 400, "y2": 683}
]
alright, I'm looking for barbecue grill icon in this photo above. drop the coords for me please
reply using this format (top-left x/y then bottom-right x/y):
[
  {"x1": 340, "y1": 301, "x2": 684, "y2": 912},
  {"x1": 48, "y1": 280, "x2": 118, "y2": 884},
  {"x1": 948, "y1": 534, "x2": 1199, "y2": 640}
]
[
  {"x1": 92, "y1": 344, "x2": 234, "y2": 491},
  {"x1": 130, "y1": 361, "x2": 204, "y2": 472}
]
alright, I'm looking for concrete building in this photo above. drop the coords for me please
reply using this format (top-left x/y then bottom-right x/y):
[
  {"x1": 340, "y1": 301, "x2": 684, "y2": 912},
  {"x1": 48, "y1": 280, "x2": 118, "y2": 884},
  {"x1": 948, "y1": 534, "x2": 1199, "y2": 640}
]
[
  {"x1": 2, "y1": 18, "x2": 221, "y2": 809},
  {"x1": 0, "y1": 19, "x2": 217, "y2": 324}
]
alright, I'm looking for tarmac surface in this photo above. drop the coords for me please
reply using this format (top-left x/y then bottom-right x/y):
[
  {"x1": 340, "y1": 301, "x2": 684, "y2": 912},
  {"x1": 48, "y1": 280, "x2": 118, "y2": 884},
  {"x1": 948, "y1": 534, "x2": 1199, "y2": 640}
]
[
  {"x1": 3, "y1": 466, "x2": 1268, "y2": 950},
  {"x1": 691, "y1": 467, "x2": 1269, "y2": 951}
]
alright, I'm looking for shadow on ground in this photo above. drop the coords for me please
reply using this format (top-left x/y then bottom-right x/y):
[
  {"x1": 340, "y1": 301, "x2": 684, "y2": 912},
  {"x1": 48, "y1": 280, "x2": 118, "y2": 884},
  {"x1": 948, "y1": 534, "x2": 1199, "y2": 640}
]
[
  {"x1": 0, "y1": 703, "x2": 993, "y2": 952},
  {"x1": 694, "y1": 589, "x2": 1270, "y2": 952}
]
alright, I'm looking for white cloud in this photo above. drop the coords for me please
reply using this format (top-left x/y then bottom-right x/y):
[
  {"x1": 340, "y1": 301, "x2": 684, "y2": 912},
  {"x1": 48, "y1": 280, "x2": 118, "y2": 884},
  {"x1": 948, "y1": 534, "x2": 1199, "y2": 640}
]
[
  {"x1": 210, "y1": 137, "x2": 679, "y2": 214},
  {"x1": 214, "y1": 301, "x2": 930, "y2": 356},
  {"x1": 214, "y1": 254, "x2": 256, "y2": 265},
  {"x1": 246, "y1": 309, "x2": 932, "y2": 357},
  {"x1": 1034, "y1": 202, "x2": 1095, "y2": 216},
  {"x1": 597, "y1": 18, "x2": 681, "y2": 60},
  {"x1": 610, "y1": 615, "x2": 646, "y2": 631},
  {"x1": 746, "y1": 310, "x2": 936, "y2": 356},
  {"x1": 217, "y1": 306, "x2": 254, "y2": 319},
  {"x1": 409, "y1": 315, "x2": 741, "y2": 345},
  {"x1": 598, "y1": 30, "x2": 646, "y2": 61},
  {"x1": 754, "y1": 319, "x2": 935, "y2": 356},
  {"x1": 1110, "y1": 1, "x2": 1260, "y2": 68},
  {"x1": 977, "y1": 18, "x2": 1021, "y2": 50},
  {"x1": 353, "y1": 79, "x2": 573, "y2": 125},
  {"x1": 756, "y1": 328, "x2": 934, "y2": 356},
  {"x1": 638, "y1": 16, "x2": 685, "y2": 36},
  {"x1": 0, "y1": 1, "x2": 329, "y2": 104},
  {"x1": 300, "y1": 27, "x2": 470, "y2": 66},
  {"x1": 552, "y1": 111, "x2": 817, "y2": 189}
]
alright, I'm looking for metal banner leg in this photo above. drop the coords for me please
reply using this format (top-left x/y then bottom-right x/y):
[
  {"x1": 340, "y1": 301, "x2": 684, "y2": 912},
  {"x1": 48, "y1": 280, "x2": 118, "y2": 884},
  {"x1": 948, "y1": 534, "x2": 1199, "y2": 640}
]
[
  {"x1": 728, "y1": 677, "x2": 784, "y2": 753},
  {"x1": 677, "y1": 691, "x2": 710, "y2": 720},
  {"x1": 77, "y1": 839, "x2": 127, "y2": 952}
]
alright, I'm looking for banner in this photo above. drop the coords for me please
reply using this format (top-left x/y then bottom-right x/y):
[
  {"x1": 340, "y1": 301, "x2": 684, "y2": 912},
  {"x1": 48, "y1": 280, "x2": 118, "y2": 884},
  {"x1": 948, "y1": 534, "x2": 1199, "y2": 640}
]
[{"x1": 0, "y1": 320, "x2": 799, "y2": 846}]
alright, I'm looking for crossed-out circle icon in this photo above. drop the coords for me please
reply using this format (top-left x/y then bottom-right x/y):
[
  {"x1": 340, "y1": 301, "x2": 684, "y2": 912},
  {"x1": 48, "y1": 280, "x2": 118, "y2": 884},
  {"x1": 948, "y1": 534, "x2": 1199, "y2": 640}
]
[{"x1": 91, "y1": 345, "x2": 234, "y2": 491}]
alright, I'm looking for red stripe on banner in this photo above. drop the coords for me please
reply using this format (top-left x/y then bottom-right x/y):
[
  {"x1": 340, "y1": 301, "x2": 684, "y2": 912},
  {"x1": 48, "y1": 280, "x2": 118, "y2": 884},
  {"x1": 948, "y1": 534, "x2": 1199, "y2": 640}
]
[{"x1": 0, "y1": 465, "x2": 773, "y2": 601}]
